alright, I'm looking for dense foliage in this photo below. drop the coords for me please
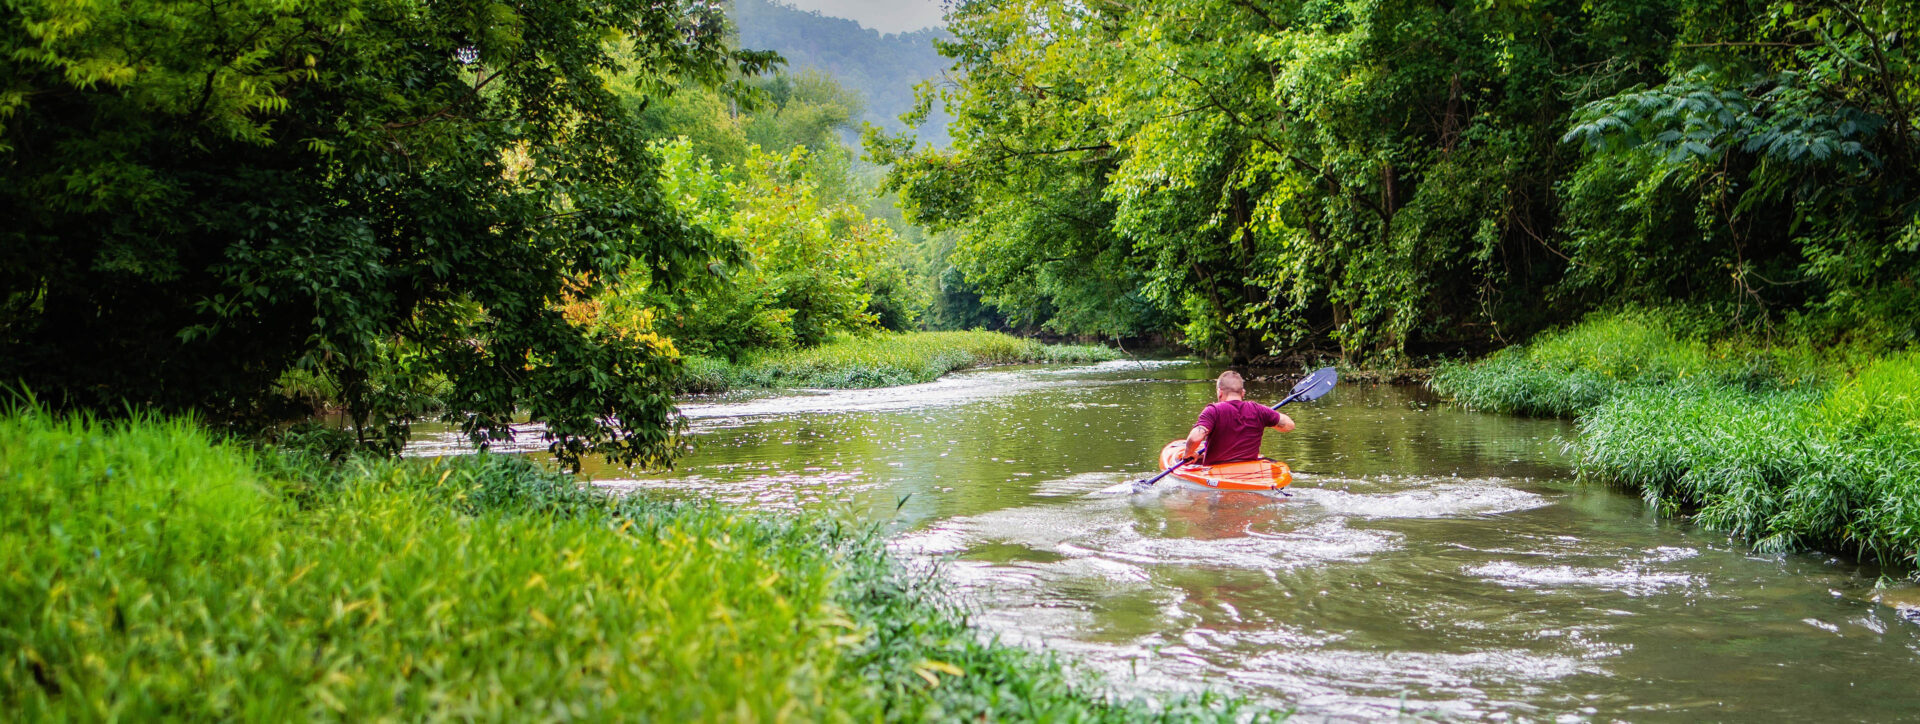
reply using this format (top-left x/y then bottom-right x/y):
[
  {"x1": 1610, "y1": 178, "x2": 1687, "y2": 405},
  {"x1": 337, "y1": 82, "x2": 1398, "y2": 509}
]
[
  {"x1": 0, "y1": 0, "x2": 1026, "y2": 467},
  {"x1": 607, "y1": 61, "x2": 954, "y2": 364},
  {"x1": 0, "y1": 0, "x2": 781, "y2": 466},
  {"x1": 876, "y1": 0, "x2": 1920, "y2": 361},
  {"x1": 640, "y1": 140, "x2": 920, "y2": 358},
  {"x1": 0, "y1": 407, "x2": 1269, "y2": 720}
]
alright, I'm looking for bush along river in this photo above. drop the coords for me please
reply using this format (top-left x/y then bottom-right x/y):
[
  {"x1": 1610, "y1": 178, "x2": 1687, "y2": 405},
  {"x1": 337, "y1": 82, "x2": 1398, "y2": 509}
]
[{"x1": 413, "y1": 360, "x2": 1920, "y2": 720}]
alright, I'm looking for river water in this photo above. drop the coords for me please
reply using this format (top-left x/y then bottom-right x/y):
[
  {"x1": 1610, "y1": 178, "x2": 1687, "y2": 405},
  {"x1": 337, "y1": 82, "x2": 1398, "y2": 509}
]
[{"x1": 410, "y1": 361, "x2": 1920, "y2": 720}]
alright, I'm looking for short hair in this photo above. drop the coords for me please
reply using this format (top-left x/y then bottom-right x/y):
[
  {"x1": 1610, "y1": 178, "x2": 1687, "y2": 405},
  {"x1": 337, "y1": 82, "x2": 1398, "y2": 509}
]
[{"x1": 1216, "y1": 370, "x2": 1245, "y2": 394}]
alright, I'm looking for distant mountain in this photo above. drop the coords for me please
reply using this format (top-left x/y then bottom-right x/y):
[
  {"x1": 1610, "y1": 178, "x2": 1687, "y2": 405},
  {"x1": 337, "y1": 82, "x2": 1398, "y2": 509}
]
[{"x1": 729, "y1": 0, "x2": 953, "y2": 146}]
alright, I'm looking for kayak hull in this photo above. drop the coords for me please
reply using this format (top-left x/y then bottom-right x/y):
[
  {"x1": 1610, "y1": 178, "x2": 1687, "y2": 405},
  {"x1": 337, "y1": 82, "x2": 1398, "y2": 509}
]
[{"x1": 1158, "y1": 440, "x2": 1292, "y2": 492}]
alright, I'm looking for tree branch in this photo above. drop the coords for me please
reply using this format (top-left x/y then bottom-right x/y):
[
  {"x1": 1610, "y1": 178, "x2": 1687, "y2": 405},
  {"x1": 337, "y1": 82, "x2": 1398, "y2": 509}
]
[
  {"x1": 382, "y1": 60, "x2": 518, "y2": 131},
  {"x1": 1675, "y1": 41, "x2": 1814, "y2": 48}
]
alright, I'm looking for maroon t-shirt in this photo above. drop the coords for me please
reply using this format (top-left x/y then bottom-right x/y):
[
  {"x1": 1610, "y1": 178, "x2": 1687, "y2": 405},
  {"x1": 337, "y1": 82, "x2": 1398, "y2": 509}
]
[{"x1": 1195, "y1": 400, "x2": 1281, "y2": 464}]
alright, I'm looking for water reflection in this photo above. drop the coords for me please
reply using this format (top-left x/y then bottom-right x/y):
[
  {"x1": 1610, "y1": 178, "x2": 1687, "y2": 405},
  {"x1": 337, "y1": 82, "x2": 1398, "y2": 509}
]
[{"x1": 407, "y1": 361, "x2": 1920, "y2": 721}]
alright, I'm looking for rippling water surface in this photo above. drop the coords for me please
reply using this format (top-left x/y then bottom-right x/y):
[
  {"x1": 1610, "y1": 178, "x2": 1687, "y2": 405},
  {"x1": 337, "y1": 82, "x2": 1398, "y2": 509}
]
[{"x1": 410, "y1": 360, "x2": 1920, "y2": 720}]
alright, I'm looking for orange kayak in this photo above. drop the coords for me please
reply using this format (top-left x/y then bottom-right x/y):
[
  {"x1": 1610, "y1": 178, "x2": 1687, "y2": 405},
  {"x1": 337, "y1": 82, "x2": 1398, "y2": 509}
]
[{"x1": 1158, "y1": 440, "x2": 1293, "y2": 492}]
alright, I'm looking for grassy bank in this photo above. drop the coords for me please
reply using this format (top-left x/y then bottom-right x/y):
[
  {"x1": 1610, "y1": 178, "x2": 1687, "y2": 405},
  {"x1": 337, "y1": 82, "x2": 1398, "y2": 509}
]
[
  {"x1": 1427, "y1": 309, "x2": 1834, "y2": 417},
  {"x1": 1430, "y1": 310, "x2": 1920, "y2": 569},
  {"x1": 0, "y1": 408, "x2": 1267, "y2": 720},
  {"x1": 679, "y1": 330, "x2": 1124, "y2": 393}
]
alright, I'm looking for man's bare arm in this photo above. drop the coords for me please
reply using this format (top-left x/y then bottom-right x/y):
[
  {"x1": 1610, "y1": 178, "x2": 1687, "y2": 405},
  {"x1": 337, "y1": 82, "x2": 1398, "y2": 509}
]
[
  {"x1": 1271, "y1": 412, "x2": 1295, "y2": 433},
  {"x1": 1183, "y1": 425, "x2": 1209, "y2": 459}
]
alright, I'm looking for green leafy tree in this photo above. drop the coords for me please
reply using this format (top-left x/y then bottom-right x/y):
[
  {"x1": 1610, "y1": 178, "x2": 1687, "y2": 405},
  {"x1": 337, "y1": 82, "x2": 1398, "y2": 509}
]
[
  {"x1": 1559, "y1": 0, "x2": 1920, "y2": 345},
  {"x1": 875, "y1": 0, "x2": 1685, "y2": 360},
  {"x1": 645, "y1": 140, "x2": 917, "y2": 358},
  {"x1": 630, "y1": 82, "x2": 755, "y2": 170},
  {"x1": 881, "y1": 0, "x2": 1917, "y2": 360},
  {"x1": 0, "y1": 0, "x2": 774, "y2": 467},
  {"x1": 744, "y1": 71, "x2": 865, "y2": 155}
]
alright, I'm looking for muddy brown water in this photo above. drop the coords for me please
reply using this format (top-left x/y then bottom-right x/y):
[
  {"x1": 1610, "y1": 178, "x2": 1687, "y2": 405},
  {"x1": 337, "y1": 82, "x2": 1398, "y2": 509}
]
[{"x1": 409, "y1": 361, "x2": 1920, "y2": 721}]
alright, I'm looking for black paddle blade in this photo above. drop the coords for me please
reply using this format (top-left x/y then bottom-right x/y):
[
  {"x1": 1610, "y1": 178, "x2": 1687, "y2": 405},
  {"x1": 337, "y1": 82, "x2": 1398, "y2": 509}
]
[{"x1": 1288, "y1": 367, "x2": 1339, "y2": 404}]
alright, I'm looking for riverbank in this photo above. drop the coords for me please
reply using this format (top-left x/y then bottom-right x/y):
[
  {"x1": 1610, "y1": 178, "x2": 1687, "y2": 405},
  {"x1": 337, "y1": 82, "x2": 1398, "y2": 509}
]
[
  {"x1": 274, "y1": 331, "x2": 1122, "y2": 417},
  {"x1": 1430, "y1": 310, "x2": 1920, "y2": 570},
  {"x1": 678, "y1": 330, "x2": 1123, "y2": 393},
  {"x1": 0, "y1": 407, "x2": 1267, "y2": 720},
  {"x1": 1249, "y1": 364, "x2": 1433, "y2": 386}
]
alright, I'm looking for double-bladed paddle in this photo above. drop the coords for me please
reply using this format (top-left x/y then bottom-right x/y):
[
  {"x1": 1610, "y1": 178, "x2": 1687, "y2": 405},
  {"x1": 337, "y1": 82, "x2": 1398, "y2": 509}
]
[
  {"x1": 1096, "y1": 366, "x2": 1339, "y2": 495},
  {"x1": 1270, "y1": 365, "x2": 1339, "y2": 410}
]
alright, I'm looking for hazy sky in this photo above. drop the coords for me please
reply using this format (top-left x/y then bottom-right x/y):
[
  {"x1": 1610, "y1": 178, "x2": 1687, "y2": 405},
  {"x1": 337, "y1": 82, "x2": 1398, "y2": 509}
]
[{"x1": 780, "y1": 0, "x2": 946, "y2": 34}]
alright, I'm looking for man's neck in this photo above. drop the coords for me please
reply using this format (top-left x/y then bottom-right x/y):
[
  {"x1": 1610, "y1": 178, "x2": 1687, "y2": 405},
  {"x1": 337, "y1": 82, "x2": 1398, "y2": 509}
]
[{"x1": 1219, "y1": 395, "x2": 1245, "y2": 403}]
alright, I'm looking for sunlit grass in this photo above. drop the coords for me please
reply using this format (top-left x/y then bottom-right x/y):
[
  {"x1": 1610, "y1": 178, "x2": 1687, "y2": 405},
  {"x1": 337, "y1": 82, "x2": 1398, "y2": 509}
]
[
  {"x1": 1432, "y1": 311, "x2": 1920, "y2": 569},
  {"x1": 1577, "y1": 365, "x2": 1920, "y2": 566},
  {"x1": 1429, "y1": 309, "x2": 1826, "y2": 417},
  {"x1": 681, "y1": 330, "x2": 1123, "y2": 392},
  {"x1": 0, "y1": 407, "x2": 1270, "y2": 720}
]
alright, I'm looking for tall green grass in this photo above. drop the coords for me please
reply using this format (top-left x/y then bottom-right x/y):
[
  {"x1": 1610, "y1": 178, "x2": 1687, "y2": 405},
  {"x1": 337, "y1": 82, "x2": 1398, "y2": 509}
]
[
  {"x1": 1432, "y1": 310, "x2": 1920, "y2": 569},
  {"x1": 1578, "y1": 354, "x2": 1920, "y2": 565},
  {"x1": 680, "y1": 330, "x2": 1123, "y2": 393},
  {"x1": 0, "y1": 407, "x2": 1269, "y2": 720},
  {"x1": 1429, "y1": 309, "x2": 1823, "y2": 417}
]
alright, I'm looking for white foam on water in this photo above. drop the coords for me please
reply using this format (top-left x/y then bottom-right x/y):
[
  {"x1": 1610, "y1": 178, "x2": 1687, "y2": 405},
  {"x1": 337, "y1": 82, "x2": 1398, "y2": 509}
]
[
  {"x1": 1296, "y1": 480, "x2": 1550, "y2": 519},
  {"x1": 1031, "y1": 471, "x2": 1136, "y2": 497},
  {"x1": 402, "y1": 421, "x2": 556, "y2": 457},
  {"x1": 1048, "y1": 555, "x2": 1155, "y2": 584},
  {"x1": 910, "y1": 501, "x2": 1140, "y2": 555},
  {"x1": 1102, "y1": 518, "x2": 1401, "y2": 571},
  {"x1": 1646, "y1": 545, "x2": 1701, "y2": 562},
  {"x1": 944, "y1": 559, "x2": 1047, "y2": 591},
  {"x1": 904, "y1": 495, "x2": 1404, "y2": 581},
  {"x1": 1802, "y1": 617, "x2": 1841, "y2": 634},
  {"x1": 1465, "y1": 561, "x2": 1701, "y2": 596},
  {"x1": 1029, "y1": 359, "x2": 1192, "y2": 375},
  {"x1": 1230, "y1": 647, "x2": 1603, "y2": 720},
  {"x1": 971, "y1": 615, "x2": 1602, "y2": 722},
  {"x1": 891, "y1": 525, "x2": 972, "y2": 556}
]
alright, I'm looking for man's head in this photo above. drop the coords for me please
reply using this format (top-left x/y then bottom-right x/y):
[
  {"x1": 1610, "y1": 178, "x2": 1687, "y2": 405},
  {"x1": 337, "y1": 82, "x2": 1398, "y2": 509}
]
[{"x1": 1216, "y1": 370, "x2": 1246, "y2": 401}]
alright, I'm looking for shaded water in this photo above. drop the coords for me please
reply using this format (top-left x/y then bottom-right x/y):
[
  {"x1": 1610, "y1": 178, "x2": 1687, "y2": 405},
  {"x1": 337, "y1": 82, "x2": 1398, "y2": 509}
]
[{"x1": 412, "y1": 361, "x2": 1920, "y2": 720}]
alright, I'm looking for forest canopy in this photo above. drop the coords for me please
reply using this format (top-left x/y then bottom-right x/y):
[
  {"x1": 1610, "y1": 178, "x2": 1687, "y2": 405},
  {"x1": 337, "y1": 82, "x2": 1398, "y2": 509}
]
[
  {"x1": 0, "y1": 0, "x2": 955, "y2": 466},
  {"x1": 874, "y1": 0, "x2": 1920, "y2": 362},
  {"x1": 0, "y1": 0, "x2": 777, "y2": 465},
  {"x1": 9, "y1": 0, "x2": 1916, "y2": 463}
]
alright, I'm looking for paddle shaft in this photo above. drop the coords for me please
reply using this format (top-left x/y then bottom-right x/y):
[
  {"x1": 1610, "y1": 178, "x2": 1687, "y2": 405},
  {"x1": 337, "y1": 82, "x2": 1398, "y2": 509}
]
[
  {"x1": 1136, "y1": 457, "x2": 1194, "y2": 487},
  {"x1": 1269, "y1": 389, "x2": 1309, "y2": 411}
]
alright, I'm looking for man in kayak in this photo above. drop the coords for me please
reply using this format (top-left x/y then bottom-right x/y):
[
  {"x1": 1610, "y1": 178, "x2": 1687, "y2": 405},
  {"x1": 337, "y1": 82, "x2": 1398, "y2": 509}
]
[{"x1": 1184, "y1": 371, "x2": 1294, "y2": 464}]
